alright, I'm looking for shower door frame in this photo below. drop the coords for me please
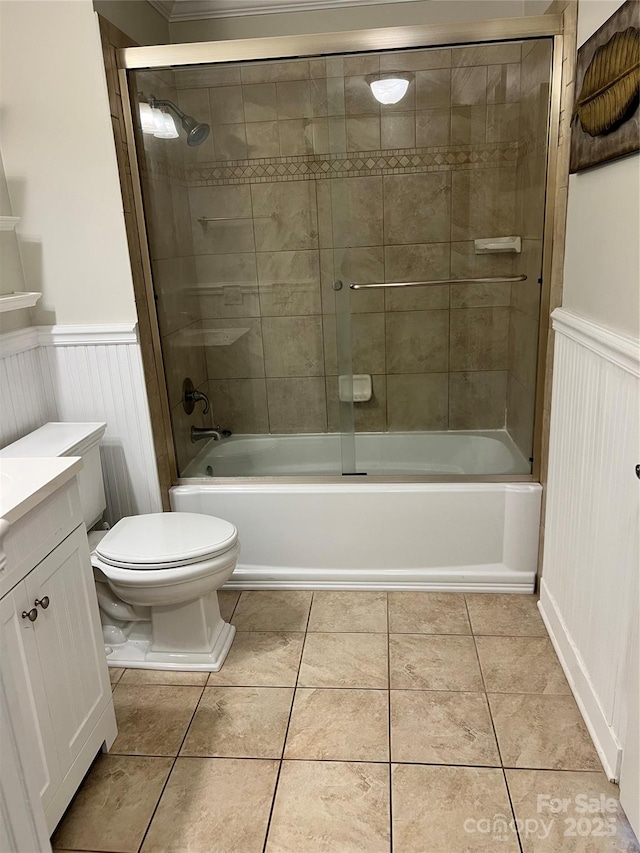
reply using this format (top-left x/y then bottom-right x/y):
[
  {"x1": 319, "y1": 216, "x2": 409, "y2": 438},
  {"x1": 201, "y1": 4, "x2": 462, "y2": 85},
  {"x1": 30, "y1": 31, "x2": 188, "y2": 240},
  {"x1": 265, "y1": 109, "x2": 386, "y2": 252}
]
[{"x1": 117, "y1": 14, "x2": 563, "y2": 488}]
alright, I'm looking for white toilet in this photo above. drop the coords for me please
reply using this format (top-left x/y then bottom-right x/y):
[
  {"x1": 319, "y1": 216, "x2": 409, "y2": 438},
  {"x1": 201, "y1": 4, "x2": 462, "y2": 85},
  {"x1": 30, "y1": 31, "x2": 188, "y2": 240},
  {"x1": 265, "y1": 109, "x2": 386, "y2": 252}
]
[{"x1": 0, "y1": 422, "x2": 238, "y2": 671}]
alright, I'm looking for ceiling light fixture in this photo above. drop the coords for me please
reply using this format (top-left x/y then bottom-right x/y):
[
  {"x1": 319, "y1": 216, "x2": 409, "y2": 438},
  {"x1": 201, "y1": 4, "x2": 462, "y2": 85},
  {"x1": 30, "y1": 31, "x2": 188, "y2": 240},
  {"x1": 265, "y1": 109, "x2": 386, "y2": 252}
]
[{"x1": 367, "y1": 74, "x2": 412, "y2": 105}]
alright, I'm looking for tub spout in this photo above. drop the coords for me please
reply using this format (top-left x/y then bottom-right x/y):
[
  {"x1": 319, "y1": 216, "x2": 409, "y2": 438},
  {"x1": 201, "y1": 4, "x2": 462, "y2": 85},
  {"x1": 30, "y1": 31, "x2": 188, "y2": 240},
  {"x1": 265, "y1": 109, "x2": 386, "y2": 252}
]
[{"x1": 191, "y1": 425, "x2": 232, "y2": 443}]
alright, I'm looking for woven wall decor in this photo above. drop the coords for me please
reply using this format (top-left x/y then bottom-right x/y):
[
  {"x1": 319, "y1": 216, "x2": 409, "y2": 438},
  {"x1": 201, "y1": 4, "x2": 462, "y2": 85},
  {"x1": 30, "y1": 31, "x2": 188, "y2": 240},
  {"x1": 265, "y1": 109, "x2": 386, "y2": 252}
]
[{"x1": 570, "y1": 0, "x2": 640, "y2": 172}]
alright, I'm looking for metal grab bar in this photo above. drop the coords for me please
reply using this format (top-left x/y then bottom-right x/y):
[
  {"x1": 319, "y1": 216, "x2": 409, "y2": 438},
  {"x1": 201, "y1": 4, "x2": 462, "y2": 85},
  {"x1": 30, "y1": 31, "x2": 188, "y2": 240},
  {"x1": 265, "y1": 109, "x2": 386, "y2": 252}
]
[{"x1": 350, "y1": 274, "x2": 527, "y2": 290}]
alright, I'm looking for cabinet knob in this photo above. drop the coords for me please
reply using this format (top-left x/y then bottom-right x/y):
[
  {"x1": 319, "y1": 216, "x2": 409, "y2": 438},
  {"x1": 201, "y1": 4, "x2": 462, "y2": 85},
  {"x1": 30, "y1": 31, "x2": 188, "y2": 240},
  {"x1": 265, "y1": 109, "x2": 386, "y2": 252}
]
[
  {"x1": 22, "y1": 608, "x2": 38, "y2": 622},
  {"x1": 35, "y1": 596, "x2": 50, "y2": 609}
]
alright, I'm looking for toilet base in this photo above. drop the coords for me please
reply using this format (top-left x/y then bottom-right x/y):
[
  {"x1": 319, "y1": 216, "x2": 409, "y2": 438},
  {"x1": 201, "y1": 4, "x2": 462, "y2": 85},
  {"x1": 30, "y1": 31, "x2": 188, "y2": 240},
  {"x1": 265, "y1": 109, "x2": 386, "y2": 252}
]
[{"x1": 104, "y1": 619, "x2": 236, "y2": 672}]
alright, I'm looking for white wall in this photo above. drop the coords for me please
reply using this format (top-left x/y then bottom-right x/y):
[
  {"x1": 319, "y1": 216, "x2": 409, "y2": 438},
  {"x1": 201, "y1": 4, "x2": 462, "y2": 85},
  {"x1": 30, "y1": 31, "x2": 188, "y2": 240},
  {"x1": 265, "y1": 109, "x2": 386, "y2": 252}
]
[
  {"x1": 0, "y1": 0, "x2": 137, "y2": 326},
  {"x1": 561, "y1": 0, "x2": 640, "y2": 338},
  {"x1": 93, "y1": 0, "x2": 169, "y2": 44},
  {"x1": 169, "y1": 0, "x2": 527, "y2": 42}
]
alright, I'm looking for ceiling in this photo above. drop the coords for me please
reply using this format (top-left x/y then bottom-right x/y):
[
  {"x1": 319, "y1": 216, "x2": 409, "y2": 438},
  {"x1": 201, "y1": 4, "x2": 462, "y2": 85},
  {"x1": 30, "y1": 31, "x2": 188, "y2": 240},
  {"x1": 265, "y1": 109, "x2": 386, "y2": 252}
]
[{"x1": 149, "y1": 0, "x2": 425, "y2": 22}]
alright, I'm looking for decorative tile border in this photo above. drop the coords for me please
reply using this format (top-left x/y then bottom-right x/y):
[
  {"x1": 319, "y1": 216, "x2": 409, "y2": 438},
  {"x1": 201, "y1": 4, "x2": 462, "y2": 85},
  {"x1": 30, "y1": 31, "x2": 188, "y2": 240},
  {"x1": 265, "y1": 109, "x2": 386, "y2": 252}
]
[{"x1": 141, "y1": 142, "x2": 519, "y2": 186}]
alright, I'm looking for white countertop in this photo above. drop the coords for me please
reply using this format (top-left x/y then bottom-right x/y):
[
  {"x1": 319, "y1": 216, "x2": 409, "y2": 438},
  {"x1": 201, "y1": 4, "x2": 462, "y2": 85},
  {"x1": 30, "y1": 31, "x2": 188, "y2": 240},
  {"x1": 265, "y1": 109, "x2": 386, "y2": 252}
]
[{"x1": 0, "y1": 457, "x2": 83, "y2": 526}]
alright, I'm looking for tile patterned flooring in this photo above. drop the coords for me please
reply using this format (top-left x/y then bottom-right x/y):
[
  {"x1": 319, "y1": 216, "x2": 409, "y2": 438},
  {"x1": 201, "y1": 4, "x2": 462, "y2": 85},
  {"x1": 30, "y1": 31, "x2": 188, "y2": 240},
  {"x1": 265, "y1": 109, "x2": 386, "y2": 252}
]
[{"x1": 52, "y1": 591, "x2": 639, "y2": 853}]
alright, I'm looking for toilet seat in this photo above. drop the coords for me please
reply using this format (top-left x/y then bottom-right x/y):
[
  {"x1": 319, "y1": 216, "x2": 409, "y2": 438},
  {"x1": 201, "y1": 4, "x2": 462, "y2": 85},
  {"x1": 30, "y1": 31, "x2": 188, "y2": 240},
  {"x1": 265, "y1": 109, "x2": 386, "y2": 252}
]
[{"x1": 95, "y1": 512, "x2": 238, "y2": 571}]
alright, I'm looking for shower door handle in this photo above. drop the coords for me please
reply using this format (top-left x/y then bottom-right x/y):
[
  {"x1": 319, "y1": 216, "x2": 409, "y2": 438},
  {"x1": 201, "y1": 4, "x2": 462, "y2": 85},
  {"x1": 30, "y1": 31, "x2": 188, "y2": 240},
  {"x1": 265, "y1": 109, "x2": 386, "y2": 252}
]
[{"x1": 350, "y1": 274, "x2": 527, "y2": 290}]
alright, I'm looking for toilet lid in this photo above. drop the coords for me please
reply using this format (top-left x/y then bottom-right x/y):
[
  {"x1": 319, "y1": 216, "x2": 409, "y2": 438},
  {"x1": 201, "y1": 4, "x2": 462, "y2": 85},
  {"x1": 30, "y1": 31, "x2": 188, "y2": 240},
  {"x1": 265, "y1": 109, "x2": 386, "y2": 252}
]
[{"x1": 95, "y1": 512, "x2": 238, "y2": 569}]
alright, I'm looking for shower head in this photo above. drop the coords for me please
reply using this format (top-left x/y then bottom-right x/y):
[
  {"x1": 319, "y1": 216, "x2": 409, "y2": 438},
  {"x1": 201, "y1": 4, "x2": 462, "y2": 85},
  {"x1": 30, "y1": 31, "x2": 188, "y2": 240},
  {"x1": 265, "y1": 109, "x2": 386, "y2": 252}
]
[{"x1": 146, "y1": 95, "x2": 210, "y2": 147}]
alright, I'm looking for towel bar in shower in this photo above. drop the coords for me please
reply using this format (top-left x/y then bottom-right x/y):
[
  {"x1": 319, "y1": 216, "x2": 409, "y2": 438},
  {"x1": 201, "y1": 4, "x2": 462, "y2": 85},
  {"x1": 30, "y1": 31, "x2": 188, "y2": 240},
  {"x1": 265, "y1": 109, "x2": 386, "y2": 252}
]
[{"x1": 349, "y1": 275, "x2": 527, "y2": 290}]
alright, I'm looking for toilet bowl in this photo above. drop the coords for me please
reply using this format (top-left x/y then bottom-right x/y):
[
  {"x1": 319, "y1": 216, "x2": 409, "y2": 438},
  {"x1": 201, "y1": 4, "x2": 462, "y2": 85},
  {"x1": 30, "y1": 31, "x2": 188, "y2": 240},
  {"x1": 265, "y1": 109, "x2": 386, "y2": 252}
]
[
  {"x1": 91, "y1": 512, "x2": 239, "y2": 671},
  {"x1": 0, "y1": 422, "x2": 239, "y2": 673}
]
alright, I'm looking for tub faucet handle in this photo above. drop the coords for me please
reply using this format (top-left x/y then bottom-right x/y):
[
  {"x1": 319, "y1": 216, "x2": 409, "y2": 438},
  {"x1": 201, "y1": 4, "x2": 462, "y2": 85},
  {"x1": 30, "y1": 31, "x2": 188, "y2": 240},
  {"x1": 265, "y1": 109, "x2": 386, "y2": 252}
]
[{"x1": 183, "y1": 378, "x2": 210, "y2": 415}]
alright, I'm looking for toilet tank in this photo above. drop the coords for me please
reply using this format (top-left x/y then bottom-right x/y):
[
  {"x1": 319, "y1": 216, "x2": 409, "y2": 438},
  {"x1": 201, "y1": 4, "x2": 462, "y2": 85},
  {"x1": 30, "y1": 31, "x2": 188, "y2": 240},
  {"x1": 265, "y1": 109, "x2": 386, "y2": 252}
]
[{"x1": 0, "y1": 422, "x2": 107, "y2": 529}]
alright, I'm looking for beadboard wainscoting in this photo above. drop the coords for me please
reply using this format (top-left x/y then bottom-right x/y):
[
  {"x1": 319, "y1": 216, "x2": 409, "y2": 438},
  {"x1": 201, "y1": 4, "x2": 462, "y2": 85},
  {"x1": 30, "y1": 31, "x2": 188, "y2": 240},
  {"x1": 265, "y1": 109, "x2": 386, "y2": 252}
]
[
  {"x1": 540, "y1": 308, "x2": 640, "y2": 782},
  {"x1": 0, "y1": 328, "x2": 57, "y2": 448},
  {"x1": 0, "y1": 324, "x2": 162, "y2": 524}
]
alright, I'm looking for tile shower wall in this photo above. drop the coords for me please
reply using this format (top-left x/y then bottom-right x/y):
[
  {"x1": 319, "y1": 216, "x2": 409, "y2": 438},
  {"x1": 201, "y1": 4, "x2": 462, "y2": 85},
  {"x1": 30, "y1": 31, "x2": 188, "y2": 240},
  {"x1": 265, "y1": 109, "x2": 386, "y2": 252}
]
[
  {"x1": 140, "y1": 42, "x2": 549, "y2": 448},
  {"x1": 138, "y1": 69, "x2": 214, "y2": 471}
]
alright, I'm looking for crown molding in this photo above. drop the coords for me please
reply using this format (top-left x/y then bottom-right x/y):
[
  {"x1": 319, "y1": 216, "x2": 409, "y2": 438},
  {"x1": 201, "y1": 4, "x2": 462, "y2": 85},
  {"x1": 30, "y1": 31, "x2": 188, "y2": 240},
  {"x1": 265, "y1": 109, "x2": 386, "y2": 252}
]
[{"x1": 151, "y1": 0, "x2": 422, "y2": 23}]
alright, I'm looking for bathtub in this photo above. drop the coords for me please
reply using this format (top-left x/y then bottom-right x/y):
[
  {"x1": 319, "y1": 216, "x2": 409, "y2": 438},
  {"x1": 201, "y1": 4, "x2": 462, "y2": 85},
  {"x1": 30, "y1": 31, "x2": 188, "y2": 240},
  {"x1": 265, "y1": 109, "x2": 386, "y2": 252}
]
[
  {"x1": 181, "y1": 429, "x2": 530, "y2": 477},
  {"x1": 172, "y1": 430, "x2": 541, "y2": 593}
]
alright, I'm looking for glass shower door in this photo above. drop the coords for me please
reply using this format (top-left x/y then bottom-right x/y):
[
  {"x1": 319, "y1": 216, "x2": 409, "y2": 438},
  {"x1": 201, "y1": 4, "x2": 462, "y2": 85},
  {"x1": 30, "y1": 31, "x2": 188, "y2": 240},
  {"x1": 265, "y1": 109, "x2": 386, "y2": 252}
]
[{"x1": 328, "y1": 38, "x2": 553, "y2": 477}]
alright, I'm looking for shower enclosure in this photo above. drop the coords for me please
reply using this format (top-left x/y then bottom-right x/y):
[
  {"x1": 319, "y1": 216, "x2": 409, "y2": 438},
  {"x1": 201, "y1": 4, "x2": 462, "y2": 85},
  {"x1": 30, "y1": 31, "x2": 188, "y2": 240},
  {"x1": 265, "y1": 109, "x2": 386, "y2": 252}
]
[{"x1": 116, "y1": 16, "x2": 562, "y2": 590}]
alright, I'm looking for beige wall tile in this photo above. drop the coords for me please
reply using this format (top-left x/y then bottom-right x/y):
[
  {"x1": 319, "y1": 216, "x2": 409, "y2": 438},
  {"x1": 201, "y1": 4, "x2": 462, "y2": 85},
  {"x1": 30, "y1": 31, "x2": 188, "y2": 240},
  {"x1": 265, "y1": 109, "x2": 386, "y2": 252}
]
[
  {"x1": 486, "y1": 102, "x2": 520, "y2": 143},
  {"x1": 345, "y1": 76, "x2": 380, "y2": 116},
  {"x1": 323, "y1": 314, "x2": 338, "y2": 375},
  {"x1": 316, "y1": 181, "x2": 333, "y2": 249},
  {"x1": 191, "y1": 218, "x2": 255, "y2": 256},
  {"x1": 381, "y1": 112, "x2": 415, "y2": 148},
  {"x1": 380, "y1": 48, "x2": 451, "y2": 72},
  {"x1": 204, "y1": 317, "x2": 265, "y2": 379},
  {"x1": 276, "y1": 80, "x2": 313, "y2": 119},
  {"x1": 213, "y1": 123, "x2": 247, "y2": 160},
  {"x1": 162, "y1": 321, "x2": 207, "y2": 408},
  {"x1": 507, "y1": 372, "x2": 535, "y2": 460},
  {"x1": 451, "y1": 167, "x2": 516, "y2": 242},
  {"x1": 450, "y1": 105, "x2": 487, "y2": 145},
  {"x1": 355, "y1": 374, "x2": 387, "y2": 432},
  {"x1": 153, "y1": 256, "x2": 198, "y2": 337},
  {"x1": 208, "y1": 378, "x2": 269, "y2": 433},
  {"x1": 384, "y1": 172, "x2": 451, "y2": 245},
  {"x1": 509, "y1": 309, "x2": 539, "y2": 391},
  {"x1": 320, "y1": 248, "x2": 385, "y2": 314},
  {"x1": 326, "y1": 77, "x2": 345, "y2": 116},
  {"x1": 257, "y1": 250, "x2": 321, "y2": 316},
  {"x1": 279, "y1": 118, "x2": 313, "y2": 155},
  {"x1": 450, "y1": 241, "x2": 514, "y2": 281},
  {"x1": 175, "y1": 65, "x2": 241, "y2": 89},
  {"x1": 387, "y1": 373, "x2": 449, "y2": 430},
  {"x1": 195, "y1": 252, "x2": 257, "y2": 291},
  {"x1": 415, "y1": 108, "x2": 450, "y2": 146},
  {"x1": 346, "y1": 116, "x2": 380, "y2": 151},
  {"x1": 246, "y1": 121, "x2": 281, "y2": 157},
  {"x1": 242, "y1": 82, "x2": 277, "y2": 122},
  {"x1": 451, "y1": 43, "x2": 522, "y2": 67},
  {"x1": 171, "y1": 392, "x2": 210, "y2": 474},
  {"x1": 252, "y1": 181, "x2": 318, "y2": 251},
  {"x1": 451, "y1": 65, "x2": 487, "y2": 106},
  {"x1": 176, "y1": 89, "x2": 215, "y2": 162},
  {"x1": 266, "y1": 377, "x2": 327, "y2": 432},
  {"x1": 188, "y1": 184, "x2": 252, "y2": 221},
  {"x1": 331, "y1": 176, "x2": 383, "y2": 248},
  {"x1": 351, "y1": 312, "x2": 385, "y2": 374},
  {"x1": 487, "y1": 63, "x2": 521, "y2": 104},
  {"x1": 328, "y1": 116, "x2": 347, "y2": 152},
  {"x1": 450, "y1": 281, "x2": 511, "y2": 309},
  {"x1": 262, "y1": 315, "x2": 324, "y2": 377},
  {"x1": 415, "y1": 68, "x2": 451, "y2": 110},
  {"x1": 386, "y1": 310, "x2": 449, "y2": 373},
  {"x1": 344, "y1": 54, "x2": 380, "y2": 76},
  {"x1": 384, "y1": 243, "x2": 449, "y2": 310},
  {"x1": 510, "y1": 239, "x2": 542, "y2": 318},
  {"x1": 241, "y1": 59, "x2": 309, "y2": 84},
  {"x1": 209, "y1": 85, "x2": 244, "y2": 125},
  {"x1": 450, "y1": 307, "x2": 510, "y2": 371},
  {"x1": 449, "y1": 371, "x2": 508, "y2": 429},
  {"x1": 311, "y1": 118, "x2": 330, "y2": 154}
]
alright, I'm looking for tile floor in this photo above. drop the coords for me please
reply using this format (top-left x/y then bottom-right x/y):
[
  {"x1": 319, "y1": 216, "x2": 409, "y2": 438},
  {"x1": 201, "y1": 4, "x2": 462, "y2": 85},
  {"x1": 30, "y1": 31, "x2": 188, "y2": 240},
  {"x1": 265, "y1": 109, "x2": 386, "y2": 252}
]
[{"x1": 52, "y1": 591, "x2": 639, "y2": 853}]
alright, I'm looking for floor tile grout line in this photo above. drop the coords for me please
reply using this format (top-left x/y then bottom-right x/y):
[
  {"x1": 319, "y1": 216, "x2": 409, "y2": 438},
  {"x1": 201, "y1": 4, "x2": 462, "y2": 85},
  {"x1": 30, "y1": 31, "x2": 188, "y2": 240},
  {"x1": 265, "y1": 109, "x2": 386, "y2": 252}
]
[
  {"x1": 135, "y1": 683, "x2": 207, "y2": 853},
  {"x1": 465, "y1": 595, "x2": 524, "y2": 853},
  {"x1": 261, "y1": 591, "x2": 315, "y2": 853}
]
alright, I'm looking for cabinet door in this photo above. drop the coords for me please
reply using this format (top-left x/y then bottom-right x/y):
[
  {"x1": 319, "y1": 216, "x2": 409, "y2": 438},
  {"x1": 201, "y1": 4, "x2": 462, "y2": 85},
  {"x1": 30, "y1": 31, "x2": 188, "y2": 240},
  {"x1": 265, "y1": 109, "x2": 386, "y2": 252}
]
[
  {"x1": 24, "y1": 526, "x2": 111, "y2": 774},
  {"x1": 0, "y1": 586, "x2": 59, "y2": 833}
]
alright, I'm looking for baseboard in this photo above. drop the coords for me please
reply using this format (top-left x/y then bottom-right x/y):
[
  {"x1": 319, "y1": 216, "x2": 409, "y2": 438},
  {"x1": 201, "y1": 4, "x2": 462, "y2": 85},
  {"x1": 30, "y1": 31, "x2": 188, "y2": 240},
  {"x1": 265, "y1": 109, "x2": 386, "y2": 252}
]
[
  {"x1": 539, "y1": 579, "x2": 622, "y2": 781},
  {"x1": 226, "y1": 564, "x2": 535, "y2": 593}
]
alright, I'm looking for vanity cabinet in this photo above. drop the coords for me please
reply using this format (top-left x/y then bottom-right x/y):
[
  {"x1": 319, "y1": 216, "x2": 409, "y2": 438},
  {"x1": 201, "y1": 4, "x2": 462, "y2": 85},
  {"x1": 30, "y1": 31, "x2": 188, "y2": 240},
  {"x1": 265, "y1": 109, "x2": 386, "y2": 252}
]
[{"x1": 0, "y1": 466, "x2": 116, "y2": 848}]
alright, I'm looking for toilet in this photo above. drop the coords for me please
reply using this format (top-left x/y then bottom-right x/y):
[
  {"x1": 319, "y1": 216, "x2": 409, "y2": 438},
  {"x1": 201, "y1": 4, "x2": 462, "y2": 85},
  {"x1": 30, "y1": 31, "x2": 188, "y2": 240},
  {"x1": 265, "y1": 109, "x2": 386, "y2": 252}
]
[{"x1": 0, "y1": 422, "x2": 238, "y2": 671}]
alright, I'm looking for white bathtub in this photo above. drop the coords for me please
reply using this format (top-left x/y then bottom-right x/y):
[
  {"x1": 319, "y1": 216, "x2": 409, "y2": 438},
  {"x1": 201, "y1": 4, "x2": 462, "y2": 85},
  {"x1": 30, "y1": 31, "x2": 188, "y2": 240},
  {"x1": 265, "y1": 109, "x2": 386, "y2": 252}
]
[
  {"x1": 170, "y1": 434, "x2": 542, "y2": 593},
  {"x1": 182, "y1": 429, "x2": 530, "y2": 477}
]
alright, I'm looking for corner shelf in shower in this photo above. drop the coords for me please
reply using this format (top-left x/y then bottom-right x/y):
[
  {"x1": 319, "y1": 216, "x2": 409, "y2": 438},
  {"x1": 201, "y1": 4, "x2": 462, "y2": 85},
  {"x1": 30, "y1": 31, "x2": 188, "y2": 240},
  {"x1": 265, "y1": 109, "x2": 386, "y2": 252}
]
[
  {"x1": 0, "y1": 216, "x2": 20, "y2": 231},
  {"x1": 0, "y1": 292, "x2": 42, "y2": 313},
  {"x1": 181, "y1": 326, "x2": 250, "y2": 346}
]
